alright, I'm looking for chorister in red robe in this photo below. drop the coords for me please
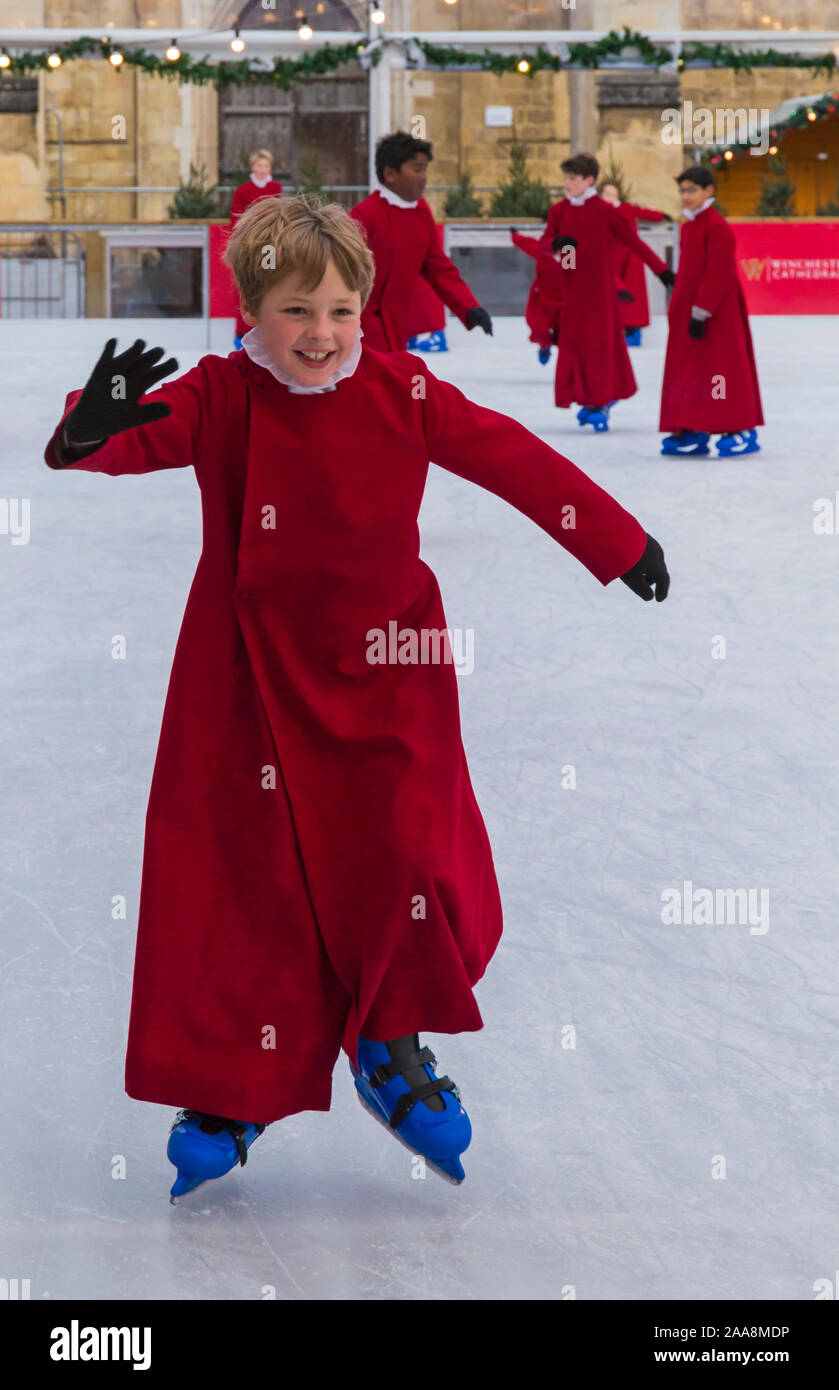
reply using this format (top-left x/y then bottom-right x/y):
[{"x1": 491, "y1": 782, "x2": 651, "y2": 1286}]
[
  {"x1": 228, "y1": 175, "x2": 283, "y2": 340},
  {"x1": 511, "y1": 230, "x2": 564, "y2": 350},
  {"x1": 538, "y1": 189, "x2": 668, "y2": 409},
  {"x1": 610, "y1": 203, "x2": 669, "y2": 331},
  {"x1": 659, "y1": 202, "x2": 763, "y2": 434},
  {"x1": 350, "y1": 187, "x2": 480, "y2": 351},
  {"x1": 44, "y1": 342, "x2": 647, "y2": 1126}
]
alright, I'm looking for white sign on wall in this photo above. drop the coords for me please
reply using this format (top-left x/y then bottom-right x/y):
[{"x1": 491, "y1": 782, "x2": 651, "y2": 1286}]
[{"x1": 485, "y1": 106, "x2": 514, "y2": 128}]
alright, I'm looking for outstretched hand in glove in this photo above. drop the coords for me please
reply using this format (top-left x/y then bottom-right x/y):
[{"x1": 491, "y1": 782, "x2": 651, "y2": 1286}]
[
  {"x1": 63, "y1": 337, "x2": 179, "y2": 449},
  {"x1": 620, "y1": 533, "x2": 670, "y2": 602}
]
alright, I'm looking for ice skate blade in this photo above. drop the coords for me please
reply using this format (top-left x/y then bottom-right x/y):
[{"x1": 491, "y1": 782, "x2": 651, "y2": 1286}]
[
  {"x1": 350, "y1": 1067, "x2": 466, "y2": 1185},
  {"x1": 169, "y1": 1177, "x2": 210, "y2": 1205}
]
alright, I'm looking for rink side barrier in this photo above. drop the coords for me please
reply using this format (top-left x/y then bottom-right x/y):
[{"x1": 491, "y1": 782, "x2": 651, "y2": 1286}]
[{"x1": 0, "y1": 219, "x2": 837, "y2": 324}]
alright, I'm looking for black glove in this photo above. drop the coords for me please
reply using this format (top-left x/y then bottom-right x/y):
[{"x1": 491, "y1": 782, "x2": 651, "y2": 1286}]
[
  {"x1": 617, "y1": 289, "x2": 634, "y2": 303},
  {"x1": 551, "y1": 235, "x2": 578, "y2": 252},
  {"x1": 465, "y1": 306, "x2": 493, "y2": 335},
  {"x1": 657, "y1": 268, "x2": 676, "y2": 289},
  {"x1": 688, "y1": 316, "x2": 707, "y2": 339},
  {"x1": 620, "y1": 533, "x2": 670, "y2": 603},
  {"x1": 64, "y1": 337, "x2": 179, "y2": 447}
]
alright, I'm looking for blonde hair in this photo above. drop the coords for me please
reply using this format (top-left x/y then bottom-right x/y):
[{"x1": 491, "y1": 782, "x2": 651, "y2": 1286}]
[
  {"x1": 250, "y1": 149, "x2": 273, "y2": 166},
  {"x1": 223, "y1": 195, "x2": 376, "y2": 316}
]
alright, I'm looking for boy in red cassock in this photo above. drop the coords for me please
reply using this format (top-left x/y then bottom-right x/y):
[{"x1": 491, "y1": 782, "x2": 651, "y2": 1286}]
[
  {"x1": 538, "y1": 154, "x2": 675, "y2": 431},
  {"x1": 510, "y1": 228, "x2": 564, "y2": 364},
  {"x1": 659, "y1": 166, "x2": 763, "y2": 457},
  {"x1": 44, "y1": 196, "x2": 670, "y2": 1200},
  {"x1": 599, "y1": 181, "x2": 673, "y2": 346},
  {"x1": 228, "y1": 148, "x2": 283, "y2": 348},
  {"x1": 350, "y1": 130, "x2": 493, "y2": 351}
]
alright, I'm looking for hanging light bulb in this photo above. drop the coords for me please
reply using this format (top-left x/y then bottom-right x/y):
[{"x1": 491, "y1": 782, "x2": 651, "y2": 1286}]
[
  {"x1": 444, "y1": 0, "x2": 458, "y2": 5},
  {"x1": 768, "y1": 144, "x2": 778, "y2": 155},
  {"x1": 230, "y1": 28, "x2": 245, "y2": 53},
  {"x1": 371, "y1": 4, "x2": 386, "y2": 21},
  {"x1": 166, "y1": 40, "x2": 181, "y2": 61},
  {"x1": 0, "y1": 49, "x2": 10, "y2": 69},
  {"x1": 298, "y1": 18, "x2": 313, "y2": 39},
  {"x1": 723, "y1": 149, "x2": 734, "y2": 160},
  {"x1": 807, "y1": 108, "x2": 817, "y2": 121},
  {"x1": 109, "y1": 50, "x2": 124, "y2": 66},
  {"x1": 47, "y1": 51, "x2": 62, "y2": 68},
  {"x1": 517, "y1": 59, "x2": 530, "y2": 73}
]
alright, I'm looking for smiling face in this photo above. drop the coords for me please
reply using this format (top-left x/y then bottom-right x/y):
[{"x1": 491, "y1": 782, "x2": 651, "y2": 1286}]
[
  {"x1": 678, "y1": 179, "x2": 714, "y2": 213},
  {"x1": 241, "y1": 259, "x2": 362, "y2": 385},
  {"x1": 251, "y1": 156, "x2": 272, "y2": 182},
  {"x1": 563, "y1": 171, "x2": 595, "y2": 199},
  {"x1": 382, "y1": 152, "x2": 429, "y2": 203},
  {"x1": 600, "y1": 182, "x2": 620, "y2": 205}
]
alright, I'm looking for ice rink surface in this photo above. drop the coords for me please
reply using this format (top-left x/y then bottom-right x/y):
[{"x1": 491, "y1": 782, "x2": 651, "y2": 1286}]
[{"x1": 2, "y1": 313, "x2": 838, "y2": 1301}]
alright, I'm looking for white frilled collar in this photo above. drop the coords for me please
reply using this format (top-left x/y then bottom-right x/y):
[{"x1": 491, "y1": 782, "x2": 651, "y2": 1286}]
[
  {"x1": 376, "y1": 183, "x2": 419, "y2": 209},
  {"x1": 241, "y1": 323, "x2": 364, "y2": 394},
  {"x1": 683, "y1": 196, "x2": 716, "y2": 221},
  {"x1": 566, "y1": 185, "x2": 599, "y2": 207},
  {"x1": 250, "y1": 173, "x2": 273, "y2": 189}
]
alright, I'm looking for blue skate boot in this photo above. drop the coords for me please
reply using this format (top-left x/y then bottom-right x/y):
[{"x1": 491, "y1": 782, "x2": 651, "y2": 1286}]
[
  {"x1": 538, "y1": 346, "x2": 551, "y2": 364},
  {"x1": 578, "y1": 402, "x2": 614, "y2": 432},
  {"x1": 350, "y1": 1033, "x2": 471, "y2": 1184},
  {"x1": 233, "y1": 335, "x2": 243, "y2": 350},
  {"x1": 406, "y1": 330, "x2": 448, "y2": 353},
  {"x1": 661, "y1": 430, "x2": 711, "y2": 456},
  {"x1": 167, "y1": 1109, "x2": 266, "y2": 1203},
  {"x1": 716, "y1": 429, "x2": 760, "y2": 457},
  {"x1": 624, "y1": 327, "x2": 641, "y2": 346}
]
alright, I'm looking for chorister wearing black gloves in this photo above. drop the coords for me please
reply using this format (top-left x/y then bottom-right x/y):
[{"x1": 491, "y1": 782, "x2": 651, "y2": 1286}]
[
  {"x1": 688, "y1": 315, "x2": 707, "y2": 339},
  {"x1": 657, "y1": 268, "x2": 676, "y2": 289},
  {"x1": 620, "y1": 534, "x2": 670, "y2": 603},
  {"x1": 464, "y1": 306, "x2": 493, "y2": 335},
  {"x1": 617, "y1": 289, "x2": 634, "y2": 303},
  {"x1": 57, "y1": 337, "x2": 179, "y2": 464}
]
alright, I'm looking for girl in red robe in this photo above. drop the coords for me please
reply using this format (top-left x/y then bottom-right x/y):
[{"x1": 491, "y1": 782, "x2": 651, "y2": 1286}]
[
  {"x1": 228, "y1": 148, "x2": 282, "y2": 347},
  {"x1": 659, "y1": 167, "x2": 763, "y2": 457},
  {"x1": 45, "y1": 196, "x2": 670, "y2": 1198},
  {"x1": 537, "y1": 155, "x2": 674, "y2": 431},
  {"x1": 510, "y1": 229, "x2": 564, "y2": 363},
  {"x1": 599, "y1": 181, "x2": 672, "y2": 345},
  {"x1": 350, "y1": 130, "x2": 492, "y2": 351}
]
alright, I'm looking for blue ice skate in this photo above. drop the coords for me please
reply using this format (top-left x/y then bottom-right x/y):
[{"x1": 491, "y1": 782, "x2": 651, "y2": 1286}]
[
  {"x1": 233, "y1": 335, "x2": 243, "y2": 350},
  {"x1": 661, "y1": 430, "x2": 710, "y2": 456},
  {"x1": 578, "y1": 402, "x2": 614, "y2": 432},
  {"x1": 624, "y1": 327, "x2": 641, "y2": 346},
  {"x1": 406, "y1": 330, "x2": 448, "y2": 353},
  {"x1": 167, "y1": 1109, "x2": 266, "y2": 1203},
  {"x1": 716, "y1": 429, "x2": 760, "y2": 457},
  {"x1": 538, "y1": 346, "x2": 551, "y2": 364},
  {"x1": 350, "y1": 1036, "x2": 471, "y2": 1184}
]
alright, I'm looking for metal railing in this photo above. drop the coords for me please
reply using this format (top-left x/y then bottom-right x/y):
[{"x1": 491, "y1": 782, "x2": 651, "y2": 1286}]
[{"x1": 0, "y1": 228, "x2": 84, "y2": 317}]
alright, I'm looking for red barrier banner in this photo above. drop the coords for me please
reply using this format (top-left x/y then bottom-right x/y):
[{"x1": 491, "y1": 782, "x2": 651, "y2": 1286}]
[{"x1": 731, "y1": 221, "x2": 839, "y2": 313}]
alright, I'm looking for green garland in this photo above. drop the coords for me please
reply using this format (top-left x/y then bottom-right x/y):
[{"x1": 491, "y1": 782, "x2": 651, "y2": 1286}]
[
  {"x1": 701, "y1": 90, "x2": 839, "y2": 164},
  {"x1": 0, "y1": 29, "x2": 835, "y2": 87},
  {"x1": 0, "y1": 35, "x2": 369, "y2": 89}
]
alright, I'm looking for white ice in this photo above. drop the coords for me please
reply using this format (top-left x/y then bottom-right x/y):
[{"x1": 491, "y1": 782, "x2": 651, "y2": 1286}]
[{"x1": 1, "y1": 312, "x2": 838, "y2": 1301}]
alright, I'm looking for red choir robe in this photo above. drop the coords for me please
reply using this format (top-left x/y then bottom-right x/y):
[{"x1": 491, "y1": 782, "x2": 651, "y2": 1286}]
[
  {"x1": 228, "y1": 177, "x2": 283, "y2": 340},
  {"x1": 610, "y1": 203, "x2": 668, "y2": 330},
  {"x1": 406, "y1": 274, "x2": 447, "y2": 340},
  {"x1": 538, "y1": 194, "x2": 668, "y2": 409},
  {"x1": 350, "y1": 190, "x2": 480, "y2": 351},
  {"x1": 511, "y1": 231, "x2": 564, "y2": 349},
  {"x1": 659, "y1": 203, "x2": 763, "y2": 433},
  {"x1": 45, "y1": 345, "x2": 647, "y2": 1125}
]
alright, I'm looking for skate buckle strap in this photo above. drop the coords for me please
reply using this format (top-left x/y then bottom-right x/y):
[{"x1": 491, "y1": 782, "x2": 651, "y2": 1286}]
[
  {"x1": 388, "y1": 1077, "x2": 458, "y2": 1130},
  {"x1": 369, "y1": 1045, "x2": 436, "y2": 1088},
  {"x1": 175, "y1": 1110, "x2": 264, "y2": 1167}
]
